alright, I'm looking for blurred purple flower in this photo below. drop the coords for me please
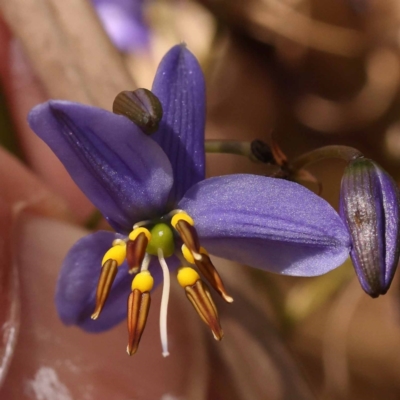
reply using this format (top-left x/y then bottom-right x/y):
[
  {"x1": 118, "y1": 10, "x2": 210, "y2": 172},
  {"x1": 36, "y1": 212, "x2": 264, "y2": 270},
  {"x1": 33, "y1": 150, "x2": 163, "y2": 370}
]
[
  {"x1": 28, "y1": 45, "x2": 351, "y2": 352},
  {"x1": 92, "y1": 0, "x2": 149, "y2": 52}
]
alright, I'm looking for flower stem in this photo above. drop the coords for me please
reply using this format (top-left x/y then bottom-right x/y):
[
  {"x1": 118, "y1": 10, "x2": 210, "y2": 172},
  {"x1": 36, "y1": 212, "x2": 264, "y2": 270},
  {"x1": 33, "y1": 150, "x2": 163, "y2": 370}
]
[
  {"x1": 205, "y1": 139, "x2": 275, "y2": 163},
  {"x1": 290, "y1": 145, "x2": 363, "y2": 171}
]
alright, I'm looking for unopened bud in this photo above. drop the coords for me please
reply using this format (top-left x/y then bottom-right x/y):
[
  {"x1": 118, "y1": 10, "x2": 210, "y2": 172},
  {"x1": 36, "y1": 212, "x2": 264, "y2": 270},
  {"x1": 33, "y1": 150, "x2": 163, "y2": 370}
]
[
  {"x1": 113, "y1": 89, "x2": 163, "y2": 135},
  {"x1": 340, "y1": 158, "x2": 400, "y2": 297}
]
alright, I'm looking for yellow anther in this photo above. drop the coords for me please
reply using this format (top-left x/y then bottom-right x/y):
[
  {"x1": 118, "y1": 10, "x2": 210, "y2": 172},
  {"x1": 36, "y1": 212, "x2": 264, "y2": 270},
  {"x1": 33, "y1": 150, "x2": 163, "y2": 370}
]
[
  {"x1": 131, "y1": 271, "x2": 154, "y2": 292},
  {"x1": 182, "y1": 244, "x2": 208, "y2": 264},
  {"x1": 129, "y1": 227, "x2": 152, "y2": 242},
  {"x1": 199, "y1": 247, "x2": 208, "y2": 256},
  {"x1": 182, "y1": 244, "x2": 195, "y2": 264},
  {"x1": 102, "y1": 243, "x2": 127, "y2": 266},
  {"x1": 177, "y1": 267, "x2": 200, "y2": 288},
  {"x1": 171, "y1": 212, "x2": 194, "y2": 229}
]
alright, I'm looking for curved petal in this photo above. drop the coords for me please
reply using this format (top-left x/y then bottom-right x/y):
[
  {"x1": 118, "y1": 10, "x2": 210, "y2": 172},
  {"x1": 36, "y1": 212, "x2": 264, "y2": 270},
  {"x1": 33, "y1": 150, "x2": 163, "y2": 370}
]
[
  {"x1": 152, "y1": 44, "x2": 206, "y2": 206},
  {"x1": 178, "y1": 175, "x2": 351, "y2": 276},
  {"x1": 28, "y1": 101, "x2": 173, "y2": 233},
  {"x1": 55, "y1": 231, "x2": 179, "y2": 332}
]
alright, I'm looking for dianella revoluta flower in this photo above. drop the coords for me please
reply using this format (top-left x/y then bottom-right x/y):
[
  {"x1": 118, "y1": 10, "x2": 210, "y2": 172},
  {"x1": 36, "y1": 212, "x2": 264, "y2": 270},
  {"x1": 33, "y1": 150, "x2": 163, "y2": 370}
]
[
  {"x1": 92, "y1": 0, "x2": 149, "y2": 52},
  {"x1": 340, "y1": 157, "x2": 400, "y2": 297},
  {"x1": 28, "y1": 45, "x2": 351, "y2": 357}
]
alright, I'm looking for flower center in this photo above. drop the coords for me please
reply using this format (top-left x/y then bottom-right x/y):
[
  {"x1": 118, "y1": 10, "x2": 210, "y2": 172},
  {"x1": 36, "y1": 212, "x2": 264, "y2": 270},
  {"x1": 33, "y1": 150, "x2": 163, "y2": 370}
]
[
  {"x1": 145, "y1": 223, "x2": 175, "y2": 257},
  {"x1": 91, "y1": 210, "x2": 233, "y2": 357}
]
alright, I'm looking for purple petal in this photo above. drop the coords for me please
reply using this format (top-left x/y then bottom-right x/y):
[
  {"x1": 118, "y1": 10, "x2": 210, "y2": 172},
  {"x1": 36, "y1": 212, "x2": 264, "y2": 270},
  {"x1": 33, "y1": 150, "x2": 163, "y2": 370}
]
[
  {"x1": 28, "y1": 101, "x2": 173, "y2": 233},
  {"x1": 178, "y1": 175, "x2": 351, "y2": 276},
  {"x1": 152, "y1": 45, "x2": 206, "y2": 206},
  {"x1": 56, "y1": 231, "x2": 179, "y2": 332},
  {"x1": 377, "y1": 164, "x2": 400, "y2": 286}
]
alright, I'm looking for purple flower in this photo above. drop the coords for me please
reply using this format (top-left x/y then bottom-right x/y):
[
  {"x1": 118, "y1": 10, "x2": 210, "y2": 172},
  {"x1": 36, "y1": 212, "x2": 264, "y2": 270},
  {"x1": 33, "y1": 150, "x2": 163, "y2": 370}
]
[
  {"x1": 28, "y1": 45, "x2": 351, "y2": 355},
  {"x1": 340, "y1": 158, "x2": 400, "y2": 297},
  {"x1": 92, "y1": 0, "x2": 149, "y2": 52}
]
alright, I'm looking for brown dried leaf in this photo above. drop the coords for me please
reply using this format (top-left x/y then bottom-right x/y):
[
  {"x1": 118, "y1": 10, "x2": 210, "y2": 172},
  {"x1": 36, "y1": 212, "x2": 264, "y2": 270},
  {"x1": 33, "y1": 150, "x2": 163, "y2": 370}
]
[{"x1": 0, "y1": 0, "x2": 136, "y2": 109}]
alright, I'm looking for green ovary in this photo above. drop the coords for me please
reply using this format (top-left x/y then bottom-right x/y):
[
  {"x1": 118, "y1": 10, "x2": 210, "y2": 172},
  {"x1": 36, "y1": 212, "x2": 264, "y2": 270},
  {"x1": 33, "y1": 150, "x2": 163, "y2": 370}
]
[{"x1": 146, "y1": 223, "x2": 175, "y2": 257}]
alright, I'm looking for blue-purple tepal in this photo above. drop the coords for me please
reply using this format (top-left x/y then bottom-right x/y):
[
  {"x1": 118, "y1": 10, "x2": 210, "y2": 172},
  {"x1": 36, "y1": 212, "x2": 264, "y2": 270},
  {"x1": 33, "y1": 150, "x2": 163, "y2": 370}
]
[{"x1": 340, "y1": 157, "x2": 400, "y2": 297}]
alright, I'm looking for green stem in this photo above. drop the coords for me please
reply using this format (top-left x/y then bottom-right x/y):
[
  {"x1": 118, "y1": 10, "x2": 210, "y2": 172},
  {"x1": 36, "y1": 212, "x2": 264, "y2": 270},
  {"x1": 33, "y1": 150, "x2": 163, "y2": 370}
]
[
  {"x1": 290, "y1": 145, "x2": 363, "y2": 171},
  {"x1": 205, "y1": 139, "x2": 253, "y2": 157}
]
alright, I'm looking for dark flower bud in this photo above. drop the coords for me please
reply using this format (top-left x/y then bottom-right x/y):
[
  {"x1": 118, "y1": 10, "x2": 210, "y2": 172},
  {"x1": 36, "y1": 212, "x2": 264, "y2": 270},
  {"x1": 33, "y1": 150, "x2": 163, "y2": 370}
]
[
  {"x1": 340, "y1": 158, "x2": 400, "y2": 297},
  {"x1": 113, "y1": 89, "x2": 163, "y2": 134}
]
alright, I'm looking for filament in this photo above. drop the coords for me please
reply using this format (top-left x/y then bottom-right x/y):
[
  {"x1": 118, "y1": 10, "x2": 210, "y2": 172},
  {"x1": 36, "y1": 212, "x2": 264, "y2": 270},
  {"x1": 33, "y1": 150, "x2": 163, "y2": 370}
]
[
  {"x1": 133, "y1": 219, "x2": 153, "y2": 230},
  {"x1": 141, "y1": 253, "x2": 151, "y2": 271},
  {"x1": 164, "y1": 209, "x2": 185, "y2": 219},
  {"x1": 158, "y1": 248, "x2": 171, "y2": 357}
]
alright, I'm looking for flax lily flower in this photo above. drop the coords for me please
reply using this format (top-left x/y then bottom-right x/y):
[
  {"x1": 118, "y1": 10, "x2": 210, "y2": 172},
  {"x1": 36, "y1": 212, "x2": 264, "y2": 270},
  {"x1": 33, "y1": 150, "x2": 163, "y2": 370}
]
[{"x1": 28, "y1": 45, "x2": 351, "y2": 356}]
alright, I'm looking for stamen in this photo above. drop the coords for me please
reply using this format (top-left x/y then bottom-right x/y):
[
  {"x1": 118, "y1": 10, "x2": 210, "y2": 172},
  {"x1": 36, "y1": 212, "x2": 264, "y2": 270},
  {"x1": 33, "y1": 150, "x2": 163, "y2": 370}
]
[
  {"x1": 181, "y1": 244, "x2": 195, "y2": 264},
  {"x1": 177, "y1": 267, "x2": 224, "y2": 341},
  {"x1": 127, "y1": 229, "x2": 151, "y2": 274},
  {"x1": 171, "y1": 211, "x2": 195, "y2": 228},
  {"x1": 141, "y1": 253, "x2": 151, "y2": 271},
  {"x1": 112, "y1": 238, "x2": 127, "y2": 246},
  {"x1": 171, "y1": 213, "x2": 201, "y2": 258},
  {"x1": 183, "y1": 245, "x2": 233, "y2": 303},
  {"x1": 185, "y1": 282, "x2": 223, "y2": 340},
  {"x1": 92, "y1": 242, "x2": 126, "y2": 320},
  {"x1": 127, "y1": 271, "x2": 154, "y2": 355},
  {"x1": 91, "y1": 259, "x2": 118, "y2": 320},
  {"x1": 164, "y1": 209, "x2": 185, "y2": 219},
  {"x1": 127, "y1": 290, "x2": 151, "y2": 355},
  {"x1": 101, "y1": 242, "x2": 126, "y2": 266},
  {"x1": 129, "y1": 227, "x2": 152, "y2": 242},
  {"x1": 133, "y1": 219, "x2": 153, "y2": 230},
  {"x1": 157, "y1": 248, "x2": 171, "y2": 357}
]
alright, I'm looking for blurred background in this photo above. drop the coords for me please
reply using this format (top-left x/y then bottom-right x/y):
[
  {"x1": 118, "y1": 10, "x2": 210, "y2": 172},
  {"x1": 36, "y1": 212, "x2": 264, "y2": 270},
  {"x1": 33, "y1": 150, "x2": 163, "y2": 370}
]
[{"x1": 0, "y1": 0, "x2": 400, "y2": 399}]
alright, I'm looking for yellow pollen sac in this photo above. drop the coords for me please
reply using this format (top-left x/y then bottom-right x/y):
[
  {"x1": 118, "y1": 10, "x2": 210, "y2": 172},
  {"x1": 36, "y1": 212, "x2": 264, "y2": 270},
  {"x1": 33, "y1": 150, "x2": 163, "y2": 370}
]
[
  {"x1": 131, "y1": 271, "x2": 154, "y2": 292},
  {"x1": 177, "y1": 267, "x2": 200, "y2": 288},
  {"x1": 171, "y1": 212, "x2": 194, "y2": 229},
  {"x1": 102, "y1": 243, "x2": 127, "y2": 266},
  {"x1": 129, "y1": 227, "x2": 152, "y2": 242},
  {"x1": 182, "y1": 244, "x2": 208, "y2": 264}
]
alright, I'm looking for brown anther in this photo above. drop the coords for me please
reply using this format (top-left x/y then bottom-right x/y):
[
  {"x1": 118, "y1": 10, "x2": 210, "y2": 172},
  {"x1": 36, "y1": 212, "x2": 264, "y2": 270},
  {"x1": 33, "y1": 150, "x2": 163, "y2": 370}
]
[
  {"x1": 91, "y1": 259, "x2": 118, "y2": 320},
  {"x1": 185, "y1": 280, "x2": 224, "y2": 341},
  {"x1": 195, "y1": 253, "x2": 234, "y2": 303},
  {"x1": 127, "y1": 232, "x2": 149, "y2": 274},
  {"x1": 127, "y1": 289, "x2": 151, "y2": 355},
  {"x1": 175, "y1": 220, "x2": 201, "y2": 255}
]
